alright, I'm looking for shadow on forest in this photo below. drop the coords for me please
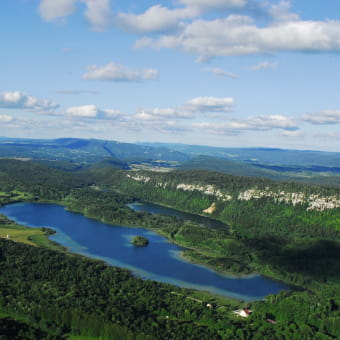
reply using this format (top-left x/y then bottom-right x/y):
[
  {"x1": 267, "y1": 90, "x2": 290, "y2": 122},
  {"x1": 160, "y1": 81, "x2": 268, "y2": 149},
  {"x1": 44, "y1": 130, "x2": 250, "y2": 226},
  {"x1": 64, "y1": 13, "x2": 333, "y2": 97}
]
[{"x1": 245, "y1": 237, "x2": 340, "y2": 282}]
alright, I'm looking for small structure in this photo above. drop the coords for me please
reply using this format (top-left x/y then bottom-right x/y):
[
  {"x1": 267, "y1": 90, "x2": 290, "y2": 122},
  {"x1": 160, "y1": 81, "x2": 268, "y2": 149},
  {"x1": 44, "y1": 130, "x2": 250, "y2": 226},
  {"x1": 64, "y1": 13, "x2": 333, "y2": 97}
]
[
  {"x1": 233, "y1": 309, "x2": 252, "y2": 318},
  {"x1": 6, "y1": 234, "x2": 10, "y2": 239},
  {"x1": 266, "y1": 318, "x2": 277, "y2": 324},
  {"x1": 206, "y1": 303, "x2": 213, "y2": 308}
]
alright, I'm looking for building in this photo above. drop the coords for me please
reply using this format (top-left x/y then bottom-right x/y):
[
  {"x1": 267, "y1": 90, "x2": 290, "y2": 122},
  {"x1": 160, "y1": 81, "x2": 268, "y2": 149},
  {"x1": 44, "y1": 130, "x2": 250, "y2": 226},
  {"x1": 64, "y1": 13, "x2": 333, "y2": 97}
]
[{"x1": 233, "y1": 309, "x2": 252, "y2": 318}]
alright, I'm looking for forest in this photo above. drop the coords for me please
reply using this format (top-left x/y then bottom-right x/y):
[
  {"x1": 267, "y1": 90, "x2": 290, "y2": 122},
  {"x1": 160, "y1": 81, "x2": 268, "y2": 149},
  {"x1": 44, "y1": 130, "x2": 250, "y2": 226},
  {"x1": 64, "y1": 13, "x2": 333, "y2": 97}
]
[{"x1": 0, "y1": 159, "x2": 339, "y2": 339}]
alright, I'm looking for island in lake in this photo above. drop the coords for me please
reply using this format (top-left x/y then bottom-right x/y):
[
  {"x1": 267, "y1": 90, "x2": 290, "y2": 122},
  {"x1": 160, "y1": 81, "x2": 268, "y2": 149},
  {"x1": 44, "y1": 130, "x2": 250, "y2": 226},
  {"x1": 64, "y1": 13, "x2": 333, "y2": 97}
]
[{"x1": 131, "y1": 235, "x2": 149, "y2": 247}]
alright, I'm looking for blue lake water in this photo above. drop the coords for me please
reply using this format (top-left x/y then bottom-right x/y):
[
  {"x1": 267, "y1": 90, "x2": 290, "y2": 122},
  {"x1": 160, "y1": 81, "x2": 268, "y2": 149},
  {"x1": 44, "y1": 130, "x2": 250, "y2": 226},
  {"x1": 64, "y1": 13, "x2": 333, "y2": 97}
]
[
  {"x1": 0, "y1": 202, "x2": 288, "y2": 301},
  {"x1": 128, "y1": 202, "x2": 229, "y2": 229}
]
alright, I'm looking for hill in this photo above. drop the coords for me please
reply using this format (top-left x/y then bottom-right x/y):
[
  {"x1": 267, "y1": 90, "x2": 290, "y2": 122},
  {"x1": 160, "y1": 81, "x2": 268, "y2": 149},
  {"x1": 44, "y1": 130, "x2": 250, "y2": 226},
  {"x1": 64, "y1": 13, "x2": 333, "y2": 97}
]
[
  {"x1": 0, "y1": 137, "x2": 189, "y2": 164},
  {"x1": 141, "y1": 143, "x2": 340, "y2": 167}
]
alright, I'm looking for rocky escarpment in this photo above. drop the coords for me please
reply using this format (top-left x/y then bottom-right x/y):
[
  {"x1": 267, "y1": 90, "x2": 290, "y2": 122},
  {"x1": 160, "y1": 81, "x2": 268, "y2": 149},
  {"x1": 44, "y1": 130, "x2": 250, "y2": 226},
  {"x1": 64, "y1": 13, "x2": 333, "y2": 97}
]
[{"x1": 126, "y1": 173, "x2": 340, "y2": 212}]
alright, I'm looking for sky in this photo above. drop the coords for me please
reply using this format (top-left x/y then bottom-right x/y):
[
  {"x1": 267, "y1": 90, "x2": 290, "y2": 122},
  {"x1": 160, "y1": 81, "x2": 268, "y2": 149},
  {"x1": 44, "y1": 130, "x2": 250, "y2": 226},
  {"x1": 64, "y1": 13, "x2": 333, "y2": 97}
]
[{"x1": 1, "y1": 0, "x2": 340, "y2": 151}]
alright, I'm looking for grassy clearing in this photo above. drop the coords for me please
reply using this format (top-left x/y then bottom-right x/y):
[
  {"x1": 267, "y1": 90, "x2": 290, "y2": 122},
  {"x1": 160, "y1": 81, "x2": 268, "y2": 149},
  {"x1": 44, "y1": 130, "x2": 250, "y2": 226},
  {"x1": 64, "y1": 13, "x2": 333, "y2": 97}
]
[
  {"x1": 0, "y1": 225, "x2": 44, "y2": 247},
  {"x1": 0, "y1": 223, "x2": 65, "y2": 251}
]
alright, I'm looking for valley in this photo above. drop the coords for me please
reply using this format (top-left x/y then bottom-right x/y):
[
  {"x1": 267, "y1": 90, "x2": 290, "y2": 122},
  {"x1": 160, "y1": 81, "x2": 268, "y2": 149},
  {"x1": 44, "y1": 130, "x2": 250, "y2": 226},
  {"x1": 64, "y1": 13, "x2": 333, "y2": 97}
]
[{"x1": 0, "y1": 144, "x2": 339, "y2": 339}]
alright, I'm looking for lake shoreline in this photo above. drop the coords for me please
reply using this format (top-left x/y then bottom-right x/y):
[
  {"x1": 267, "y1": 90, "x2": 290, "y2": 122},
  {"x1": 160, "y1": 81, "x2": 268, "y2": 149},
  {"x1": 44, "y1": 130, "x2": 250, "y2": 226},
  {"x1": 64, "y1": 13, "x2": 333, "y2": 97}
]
[
  {"x1": 0, "y1": 201, "x2": 289, "y2": 302},
  {"x1": 1, "y1": 197, "x2": 292, "y2": 292}
]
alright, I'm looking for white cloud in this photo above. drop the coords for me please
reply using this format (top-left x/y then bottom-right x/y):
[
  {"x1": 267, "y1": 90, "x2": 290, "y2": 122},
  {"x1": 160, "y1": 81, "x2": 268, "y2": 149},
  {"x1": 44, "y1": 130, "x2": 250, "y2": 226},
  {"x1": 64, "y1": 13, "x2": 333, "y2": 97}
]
[
  {"x1": 83, "y1": 62, "x2": 158, "y2": 82},
  {"x1": 136, "y1": 15, "x2": 340, "y2": 59},
  {"x1": 39, "y1": 0, "x2": 77, "y2": 21},
  {"x1": 160, "y1": 120, "x2": 189, "y2": 133},
  {"x1": 134, "y1": 108, "x2": 194, "y2": 121},
  {"x1": 115, "y1": 0, "x2": 248, "y2": 34},
  {"x1": 0, "y1": 115, "x2": 14, "y2": 123},
  {"x1": 269, "y1": 0, "x2": 299, "y2": 23},
  {"x1": 65, "y1": 104, "x2": 99, "y2": 118},
  {"x1": 302, "y1": 110, "x2": 340, "y2": 125},
  {"x1": 247, "y1": 114, "x2": 297, "y2": 130},
  {"x1": 192, "y1": 114, "x2": 298, "y2": 134},
  {"x1": 192, "y1": 121, "x2": 245, "y2": 135},
  {"x1": 103, "y1": 109, "x2": 123, "y2": 119},
  {"x1": 38, "y1": 0, "x2": 111, "y2": 31},
  {"x1": 185, "y1": 96, "x2": 234, "y2": 112},
  {"x1": 83, "y1": 0, "x2": 111, "y2": 31},
  {"x1": 116, "y1": 5, "x2": 195, "y2": 34},
  {"x1": 203, "y1": 67, "x2": 239, "y2": 78},
  {"x1": 0, "y1": 91, "x2": 59, "y2": 113},
  {"x1": 64, "y1": 104, "x2": 123, "y2": 119},
  {"x1": 132, "y1": 96, "x2": 235, "y2": 125},
  {"x1": 250, "y1": 61, "x2": 277, "y2": 71}
]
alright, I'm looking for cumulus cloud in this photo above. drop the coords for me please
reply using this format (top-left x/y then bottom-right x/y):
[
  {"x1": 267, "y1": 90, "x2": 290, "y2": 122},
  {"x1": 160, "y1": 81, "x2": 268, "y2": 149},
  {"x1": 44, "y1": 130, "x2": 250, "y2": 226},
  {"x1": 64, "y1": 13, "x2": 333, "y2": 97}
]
[
  {"x1": 115, "y1": 0, "x2": 249, "y2": 34},
  {"x1": 64, "y1": 104, "x2": 123, "y2": 119},
  {"x1": 185, "y1": 96, "x2": 234, "y2": 112},
  {"x1": 0, "y1": 114, "x2": 14, "y2": 123},
  {"x1": 136, "y1": 15, "x2": 340, "y2": 59},
  {"x1": 132, "y1": 96, "x2": 235, "y2": 127},
  {"x1": 83, "y1": 62, "x2": 158, "y2": 82},
  {"x1": 38, "y1": 0, "x2": 77, "y2": 21},
  {"x1": 203, "y1": 67, "x2": 239, "y2": 79},
  {"x1": 37, "y1": 0, "x2": 340, "y2": 61},
  {"x1": 250, "y1": 61, "x2": 277, "y2": 71},
  {"x1": 0, "y1": 91, "x2": 59, "y2": 113},
  {"x1": 38, "y1": 0, "x2": 112, "y2": 31},
  {"x1": 134, "y1": 108, "x2": 194, "y2": 121},
  {"x1": 83, "y1": 0, "x2": 111, "y2": 31},
  {"x1": 65, "y1": 104, "x2": 99, "y2": 118},
  {"x1": 192, "y1": 114, "x2": 298, "y2": 134},
  {"x1": 269, "y1": 0, "x2": 299, "y2": 23},
  {"x1": 133, "y1": 96, "x2": 234, "y2": 123},
  {"x1": 247, "y1": 114, "x2": 297, "y2": 130},
  {"x1": 302, "y1": 110, "x2": 340, "y2": 125},
  {"x1": 116, "y1": 5, "x2": 195, "y2": 34}
]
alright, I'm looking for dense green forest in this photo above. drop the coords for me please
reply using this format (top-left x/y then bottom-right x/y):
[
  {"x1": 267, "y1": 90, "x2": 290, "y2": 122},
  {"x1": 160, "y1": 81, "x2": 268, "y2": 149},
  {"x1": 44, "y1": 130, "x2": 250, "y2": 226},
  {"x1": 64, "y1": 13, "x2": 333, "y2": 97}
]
[{"x1": 0, "y1": 159, "x2": 339, "y2": 338}]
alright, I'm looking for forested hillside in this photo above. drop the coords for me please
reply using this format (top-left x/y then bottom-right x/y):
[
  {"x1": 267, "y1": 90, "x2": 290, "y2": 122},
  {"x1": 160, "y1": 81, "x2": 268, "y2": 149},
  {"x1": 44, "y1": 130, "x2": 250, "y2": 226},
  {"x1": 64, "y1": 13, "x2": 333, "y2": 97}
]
[
  {"x1": 1, "y1": 137, "x2": 340, "y2": 185},
  {"x1": 0, "y1": 159, "x2": 339, "y2": 339},
  {"x1": 90, "y1": 168, "x2": 340, "y2": 283},
  {"x1": 0, "y1": 137, "x2": 189, "y2": 164}
]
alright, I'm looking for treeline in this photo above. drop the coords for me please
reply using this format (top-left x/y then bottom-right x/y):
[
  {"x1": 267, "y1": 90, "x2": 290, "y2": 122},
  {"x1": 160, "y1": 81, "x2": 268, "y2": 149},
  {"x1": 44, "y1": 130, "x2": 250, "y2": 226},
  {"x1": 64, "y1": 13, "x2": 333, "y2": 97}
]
[
  {"x1": 91, "y1": 169, "x2": 340, "y2": 234},
  {"x1": 0, "y1": 159, "x2": 92, "y2": 202},
  {"x1": 0, "y1": 239, "x2": 234, "y2": 339},
  {"x1": 88, "y1": 168, "x2": 340, "y2": 284},
  {"x1": 93, "y1": 168, "x2": 340, "y2": 240},
  {"x1": 0, "y1": 159, "x2": 340, "y2": 338},
  {"x1": 1, "y1": 160, "x2": 339, "y2": 283},
  {"x1": 1, "y1": 240, "x2": 340, "y2": 339}
]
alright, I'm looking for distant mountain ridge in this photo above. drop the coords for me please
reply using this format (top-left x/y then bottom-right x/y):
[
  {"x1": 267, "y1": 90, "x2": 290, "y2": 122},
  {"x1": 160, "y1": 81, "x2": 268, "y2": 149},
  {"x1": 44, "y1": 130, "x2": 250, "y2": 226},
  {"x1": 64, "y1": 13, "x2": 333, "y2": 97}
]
[
  {"x1": 0, "y1": 137, "x2": 189, "y2": 164},
  {"x1": 1, "y1": 137, "x2": 340, "y2": 185},
  {"x1": 140, "y1": 142, "x2": 340, "y2": 167}
]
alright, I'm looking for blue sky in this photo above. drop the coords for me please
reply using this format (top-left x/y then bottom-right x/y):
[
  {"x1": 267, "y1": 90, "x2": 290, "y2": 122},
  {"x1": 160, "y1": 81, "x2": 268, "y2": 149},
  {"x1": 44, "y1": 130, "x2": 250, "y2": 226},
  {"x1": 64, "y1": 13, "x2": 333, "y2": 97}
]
[{"x1": 1, "y1": 0, "x2": 340, "y2": 151}]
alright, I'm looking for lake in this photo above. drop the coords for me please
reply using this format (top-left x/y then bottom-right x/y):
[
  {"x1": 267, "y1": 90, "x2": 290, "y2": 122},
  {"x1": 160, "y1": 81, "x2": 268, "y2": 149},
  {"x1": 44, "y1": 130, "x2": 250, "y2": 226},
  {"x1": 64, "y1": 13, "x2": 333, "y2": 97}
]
[
  {"x1": 0, "y1": 202, "x2": 288, "y2": 301},
  {"x1": 128, "y1": 201, "x2": 229, "y2": 229}
]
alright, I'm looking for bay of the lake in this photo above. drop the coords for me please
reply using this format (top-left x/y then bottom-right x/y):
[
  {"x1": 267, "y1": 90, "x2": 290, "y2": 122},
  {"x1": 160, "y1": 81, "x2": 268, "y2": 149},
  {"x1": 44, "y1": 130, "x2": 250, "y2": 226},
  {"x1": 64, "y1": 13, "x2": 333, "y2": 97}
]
[{"x1": 0, "y1": 202, "x2": 288, "y2": 301}]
